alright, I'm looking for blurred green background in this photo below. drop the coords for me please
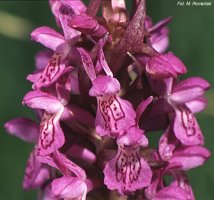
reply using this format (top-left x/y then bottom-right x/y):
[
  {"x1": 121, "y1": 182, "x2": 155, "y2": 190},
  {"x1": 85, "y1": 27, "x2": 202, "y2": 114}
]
[{"x1": 0, "y1": 1, "x2": 213, "y2": 199}]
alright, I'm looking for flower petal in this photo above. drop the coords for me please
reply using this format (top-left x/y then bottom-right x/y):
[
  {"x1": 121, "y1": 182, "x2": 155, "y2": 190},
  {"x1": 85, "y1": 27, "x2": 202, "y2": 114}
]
[
  {"x1": 95, "y1": 94, "x2": 136, "y2": 137},
  {"x1": 186, "y1": 97, "x2": 208, "y2": 113},
  {"x1": 77, "y1": 48, "x2": 96, "y2": 81},
  {"x1": 117, "y1": 126, "x2": 148, "y2": 147},
  {"x1": 23, "y1": 90, "x2": 62, "y2": 113},
  {"x1": 145, "y1": 171, "x2": 162, "y2": 200},
  {"x1": 60, "y1": 0, "x2": 86, "y2": 15},
  {"x1": 49, "y1": 0, "x2": 61, "y2": 26},
  {"x1": 104, "y1": 145, "x2": 152, "y2": 194},
  {"x1": 158, "y1": 126, "x2": 177, "y2": 161},
  {"x1": 136, "y1": 96, "x2": 153, "y2": 124},
  {"x1": 58, "y1": 1, "x2": 84, "y2": 40},
  {"x1": 26, "y1": 71, "x2": 42, "y2": 83},
  {"x1": 52, "y1": 176, "x2": 87, "y2": 200},
  {"x1": 23, "y1": 148, "x2": 49, "y2": 190},
  {"x1": 169, "y1": 146, "x2": 211, "y2": 170},
  {"x1": 154, "y1": 185, "x2": 187, "y2": 200},
  {"x1": 32, "y1": 52, "x2": 67, "y2": 89},
  {"x1": 96, "y1": 37, "x2": 113, "y2": 76},
  {"x1": 173, "y1": 105, "x2": 204, "y2": 146},
  {"x1": 69, "y1": 13, "x2": 107, "y2": 38},
  {"x1": 146, "y1": 52, "x2": 187, "y2": 79},
  {"x1": 89, "y1": 75, "x2": 120, "y2": 96},
  {"x1": 37, "y1": 108, "x2": 65, "y2": 156},
  {"x1": 56, "y1": 66, "x2": 74, "y2": 104},
  {"x1": 171, "y1": 171, "x2": 195, "y2": 200},
  {"x1": 173, "y1": 77, "x2": 210, "y2": 92},
  {"x1": 41, "y1": 183, "x2": 58, "y2": 200},
  {"x1": 150, "y1": 28, "x2": 169, "y2": 54},
  {"x1": 31, "y1": 26, "x2": 65, "y2": 51},
  {"x1": 169, "y1": 77, "x2": 210, "y2": 104},
  {"x1": 38, "y1": 150, "x2": 86, "y2": 180},
  {"x1": 146, "y1": 17, "x2": 171, "y2": 53},
  {"x1": 35, "y1": 50, "x2": 53, "y2": 70},
  {"x1": 168, "y1": 87, "x2": 205, "y2": 104},
  {"x1": 4, "y1": 117, "x2": 38, "y2": 143}
]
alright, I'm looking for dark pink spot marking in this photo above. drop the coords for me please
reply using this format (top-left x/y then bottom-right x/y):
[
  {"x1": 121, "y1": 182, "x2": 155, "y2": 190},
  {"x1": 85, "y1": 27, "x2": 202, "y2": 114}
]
[
  {"x1": 39, "y1": 53, "x2": 62, "y2": 85},
  {"x1": 45, "y1": 53, "x2": 61, "y2": 81},
  {"x1": 25, "y1": 151, "x2": 36, "y2": 180},
  {"x1": 40, "y1": 114, "x2": 56, "y2": 150},
  {"x1": 109, "y1": 96, "x2": 125, "y2": 120},
  {"x1": 98, "y1": 95, "x2": 125, "y2": 132},
  {"x1": 115, "y1": 146, "x2": 141, "y2": 187},
  {"x1": 179, "y1": 106, "x2": 196, "y2": 136}
]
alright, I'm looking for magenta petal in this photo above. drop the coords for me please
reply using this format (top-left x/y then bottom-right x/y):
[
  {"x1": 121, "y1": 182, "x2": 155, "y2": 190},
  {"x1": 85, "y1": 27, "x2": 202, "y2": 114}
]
[
  {"x1": 168, "y1": 87, "x2": 205, "y2": 104},
  {"x1": 23, "y1": 148, "x2": 49, "y2": 190},
  {"x1": 147, "y1": 17, "x2": 171, "y2": 53},
  {"x1": 32, "y1": 52, "x2": 67, "y2": 89},
  {"x1": 67, "y1": 144, "x2": 97, "y2": 164},
  {"x1": 26, "y1": 71, "x2": 42, "y2": 83},
  {"x1": 4, "y1": 117, "x2": 38, "y2": 143},
  {"x1": 49, "y1": 0, "x2": 61, "y2": 26},
  {"x1": 117, "y1": 126, "x2": 148, "y2": 147},
  {"x1": 37, "y1": 108, "x2": 65, "y2": 156},
  {"x1": 23, "y1": 90, "x2": 62, "y2": 114},
  {"x1": 169, "y1": 146, "x2": 211, "y2": 170},
  {"x1": 56, "y1": 66, "x2": 74, "y2": 103},
  {"x1": 158, "y1": 126, "x2": 177, "y2": 161},
  {"x1": 31, "y1": 26, "x2": 65, "y2": 51},
  {"x1": 173, "y1": 77, "x2": 210, "y2": 92},
  {"x1": 171, "y1": 171, "x2": 195, "y2": 200},
  {"x1": 69, "y1": 69, "x2": 80, "y2": 94},
  {"x1": 77, "y1": 48, "x2": 96, "y2": 81},
  {"x1": 145, "y1": 171, "x2": 162, "y2": 200},
  {"x1": 52, "y1": 150, "x2": 86, "y2": 179},
  {"x1": 35, "y1": 50, "x2": 53, "y2": 70},
  {"x1": 154, "y1": 185, "x2": 187, "y2": 200},
  {"x1": 69, "y1": 13, "x2": 107, "y2": 38},
  {"x1": 169, "y1": 77, "x2": 210, "y2": 104},
  {"x1": 60, "y1": 0, "x2": 86, "y2": 15},
  {"x1": 42, "y1": 183, "x2": 58, "y2": 200},
  {"x1": 136, "y1": 96, "x2": 153, "y2": 124},
  {"x1": 69, "y1": 14, "x2": 98, "y2": 32},
  {"x1": 58, "y1": 1, "x2": 83, "y2": 40},
  {"x1": 38, "y1": 150, "x2": 86, "y2": 180},
  {"x1": 96, "y1": 39, "x2": 113, "y2": 77},
  {"x1": 104, "y1": 145, "x2": 152, "y2": 194},
  {"x1": 89, "y1": 75, "x2": 120, "y2": 96},
  {"x1": 95, "y1": 95, "x2": 136, "y2": 137},
  {"x1": 146, "y1": 52, "x2": 187, "y2": 79},
  {"x1": 52, "y1": 176, "x2": 87, "y2": 200},
  {"x1": 148, "y1": 17, "x2": 172, "y2": 33},
  {"x1": 173, "y1": 105, "x2": 204, "y2": 146},
  {"x1": 186, "y1": 97, "x2": 208, "y2": 113},
  {"x1": 150, "y1": 28, "x2": 169, "y2": 54}
]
